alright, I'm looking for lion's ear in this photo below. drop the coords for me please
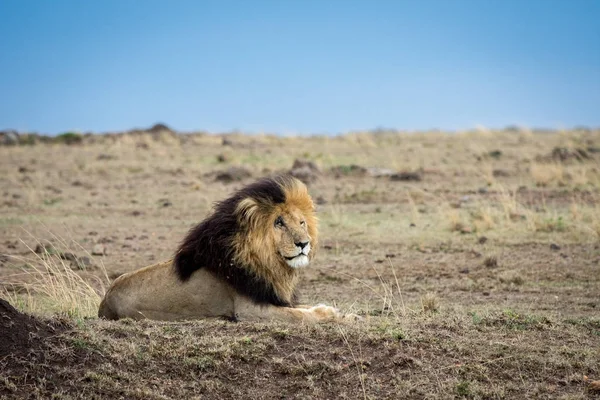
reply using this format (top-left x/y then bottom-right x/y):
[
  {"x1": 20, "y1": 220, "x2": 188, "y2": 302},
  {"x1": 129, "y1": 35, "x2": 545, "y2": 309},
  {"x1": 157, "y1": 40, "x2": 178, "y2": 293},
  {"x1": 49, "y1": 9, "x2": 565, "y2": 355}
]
[{"x1": 236, "y1": 197, "x2": 260, "y2": 227}]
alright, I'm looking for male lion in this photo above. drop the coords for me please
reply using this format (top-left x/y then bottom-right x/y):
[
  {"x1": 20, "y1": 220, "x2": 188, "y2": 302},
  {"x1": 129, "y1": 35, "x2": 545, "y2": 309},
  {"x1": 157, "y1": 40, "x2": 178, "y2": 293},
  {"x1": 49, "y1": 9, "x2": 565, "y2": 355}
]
[{"x1": 98, "y1": 175, "x2": 351, "y2": 323}]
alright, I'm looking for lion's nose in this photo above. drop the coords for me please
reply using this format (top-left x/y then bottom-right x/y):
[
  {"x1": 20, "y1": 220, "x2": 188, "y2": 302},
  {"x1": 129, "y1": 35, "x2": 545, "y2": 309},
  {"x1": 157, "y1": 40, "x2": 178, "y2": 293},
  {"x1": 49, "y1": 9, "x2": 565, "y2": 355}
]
[{"x1": 295, "y1": 241, "x2": 309, "y2": 250}]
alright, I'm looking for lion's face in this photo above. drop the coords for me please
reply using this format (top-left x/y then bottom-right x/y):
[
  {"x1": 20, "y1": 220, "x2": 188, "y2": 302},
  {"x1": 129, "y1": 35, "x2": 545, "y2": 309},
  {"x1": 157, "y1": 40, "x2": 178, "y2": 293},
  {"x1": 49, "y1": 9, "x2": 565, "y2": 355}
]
[
  {"x1": 233, "y1": 176, "x2": 318, "y2": 275},
  {"x1": 273, "y1": 207, "x2": 312, "y2": 268}
]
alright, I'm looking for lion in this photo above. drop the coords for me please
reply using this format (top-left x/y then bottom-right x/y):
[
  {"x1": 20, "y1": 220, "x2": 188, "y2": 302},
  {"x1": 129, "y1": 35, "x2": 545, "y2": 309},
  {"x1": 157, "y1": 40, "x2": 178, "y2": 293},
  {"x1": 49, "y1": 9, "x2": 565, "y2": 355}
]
[{"x1": 98, "y1": 175, "x2": 352, "y2": 323}]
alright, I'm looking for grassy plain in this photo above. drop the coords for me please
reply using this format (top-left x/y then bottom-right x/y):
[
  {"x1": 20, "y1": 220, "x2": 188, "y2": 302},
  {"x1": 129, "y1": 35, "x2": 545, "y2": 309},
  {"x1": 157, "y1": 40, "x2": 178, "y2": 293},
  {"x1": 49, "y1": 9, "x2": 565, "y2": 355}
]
[{"x1": 1, "y1": 127, "x2": 599, "y2": 399}]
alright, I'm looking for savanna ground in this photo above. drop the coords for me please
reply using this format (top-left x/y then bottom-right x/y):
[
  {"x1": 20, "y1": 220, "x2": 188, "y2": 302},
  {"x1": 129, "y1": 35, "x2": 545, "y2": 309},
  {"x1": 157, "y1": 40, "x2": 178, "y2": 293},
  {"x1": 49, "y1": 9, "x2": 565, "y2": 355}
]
[{"x1": 1, "y1": 127, "x2": 599, "y2": 399}]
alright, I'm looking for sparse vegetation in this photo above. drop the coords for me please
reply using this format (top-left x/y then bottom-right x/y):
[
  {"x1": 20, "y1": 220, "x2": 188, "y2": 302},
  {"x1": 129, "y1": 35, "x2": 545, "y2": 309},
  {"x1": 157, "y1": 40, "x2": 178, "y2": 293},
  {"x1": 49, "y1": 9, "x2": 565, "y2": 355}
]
[
  {"x1": 1, "y1": 127, "x2": 599, "y2": 399},
  {"x1": 1, "y1": 240, "x2": 107, "y2": 318}
]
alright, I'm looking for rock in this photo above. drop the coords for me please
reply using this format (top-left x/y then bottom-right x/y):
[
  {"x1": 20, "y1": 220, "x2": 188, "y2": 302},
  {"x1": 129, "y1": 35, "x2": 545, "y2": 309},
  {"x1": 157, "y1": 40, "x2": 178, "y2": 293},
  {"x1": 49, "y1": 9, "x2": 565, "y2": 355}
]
[
  {"x1": 488, "y1": 150, "x2": 503, "y2": 159},
  {"x1": 459, "y1": 226, "x2": 473, "y2": 234},
  {"x1": 478, "y1": 236, "x2": 488, "y2": 244},
  {"x1": 478, "y1": 187, "x2": 488, "y2": 194},
  {"x1": 0, "y1": 130, "x2": 19, "y2": 146},
  {"x1": 492, "y1": 169, "x2": 510, "y2": 177},
  {"x1": 72, "y1": 256, "x2": 93, "y2": 270},
  {"x1": 97, "y1": 153, "x2": 116, "y2": 160},
  {"x1": 366, "y1": 167, "x2": 395, "y2": 178},
  {"x1": 291, "y1": 159, "x2": 319, "y2": 172},
  {"x1": 587, "y1": 146, "x2": 600, "y2": 154},
  {"x1": 92, "y1": 244, "x2": 106, "y2": 256},
  {"x1": 544, "y1": 147, "x2": 590, "y2": 162},
  {"x1": 330, "y1": 165, "x2": 368, "y2": 177},
  {"x1": 390, "y1": 171, "x2": 422, "y2": 182},
  {"x1": 44, "y1": 185, "x2": 62, "y2": 194},
  {"x1": 34, "y1": 243, "x2": 54, "y2": 254},
  {"x1": 59, "y1": 252, "x2": 77, "y2": 262},
  {"x1": 289, "y1": 159, "x2": 321, "y2": 184},
  {"x1": 289, "y1": 166, "x2": 316, "y2": 183},
  {"x1": 98, "y1": 237, "x2": 114, "y2": 244},
  {"x1": 550, "y1": 243, "x2": 561, "y2": 251},
  {"x1": 216, "y1": 154, "x2": 229, "y2": 163},
  {"x1": 215, "y1": 166, "x2": 252, "y2": 183}
]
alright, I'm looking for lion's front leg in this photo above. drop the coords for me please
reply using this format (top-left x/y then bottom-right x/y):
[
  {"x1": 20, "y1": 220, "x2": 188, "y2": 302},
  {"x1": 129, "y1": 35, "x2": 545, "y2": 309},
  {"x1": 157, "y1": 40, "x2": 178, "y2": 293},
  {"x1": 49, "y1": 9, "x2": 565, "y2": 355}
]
[{"x1": 233, "y1": 296, "x2": 342, "y2": 323}]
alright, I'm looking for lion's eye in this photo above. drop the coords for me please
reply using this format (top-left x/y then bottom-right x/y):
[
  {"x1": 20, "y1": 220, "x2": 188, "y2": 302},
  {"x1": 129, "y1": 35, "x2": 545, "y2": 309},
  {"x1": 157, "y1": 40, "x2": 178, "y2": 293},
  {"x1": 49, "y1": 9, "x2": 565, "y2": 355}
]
[
  {"x1": 300, "y1": 220, "x2": 306, "y2": 227},
  {"x1": 275, "y1": 216, "x2": 285, "y2": 228}
]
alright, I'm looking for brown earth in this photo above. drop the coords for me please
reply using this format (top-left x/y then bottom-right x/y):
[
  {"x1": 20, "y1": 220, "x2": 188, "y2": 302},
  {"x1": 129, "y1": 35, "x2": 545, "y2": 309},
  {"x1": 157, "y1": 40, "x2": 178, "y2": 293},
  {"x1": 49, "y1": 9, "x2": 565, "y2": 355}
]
[
  {"x1": 1, "y1": 128, "x2": 600, "y2": 399},
  {"x1": 0, "y1": 298, "x2": 68, "y2": 358}
]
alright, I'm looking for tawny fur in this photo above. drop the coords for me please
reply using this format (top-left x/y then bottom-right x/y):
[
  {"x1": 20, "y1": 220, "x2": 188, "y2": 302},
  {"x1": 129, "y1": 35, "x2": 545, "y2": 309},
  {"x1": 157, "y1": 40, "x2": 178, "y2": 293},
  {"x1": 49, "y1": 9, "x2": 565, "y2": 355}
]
[{"x1": 98, "y1": 175, "x2": 353, "y2": 323}]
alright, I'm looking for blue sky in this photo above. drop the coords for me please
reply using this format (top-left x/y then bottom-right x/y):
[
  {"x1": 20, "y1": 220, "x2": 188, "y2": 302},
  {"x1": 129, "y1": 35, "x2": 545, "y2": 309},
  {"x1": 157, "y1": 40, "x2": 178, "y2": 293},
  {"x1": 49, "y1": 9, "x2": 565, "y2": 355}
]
[{"x1": 1, "y1": 0, "x2": 599, "y2": 134}]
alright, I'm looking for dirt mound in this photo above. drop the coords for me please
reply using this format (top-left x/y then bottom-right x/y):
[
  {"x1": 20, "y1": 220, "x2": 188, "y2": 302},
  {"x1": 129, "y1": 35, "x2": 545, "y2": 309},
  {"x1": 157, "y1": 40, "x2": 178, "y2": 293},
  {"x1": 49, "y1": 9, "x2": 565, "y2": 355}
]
[
  {"x1": 0, "y1": 298, "x2": 67, "y2": 358},
  {"x1": 289, "y1": 158, "x2": 321, "y2": 184},
  {"x1": 213, "y1": 166, "x2": 253, "y2": 182}
]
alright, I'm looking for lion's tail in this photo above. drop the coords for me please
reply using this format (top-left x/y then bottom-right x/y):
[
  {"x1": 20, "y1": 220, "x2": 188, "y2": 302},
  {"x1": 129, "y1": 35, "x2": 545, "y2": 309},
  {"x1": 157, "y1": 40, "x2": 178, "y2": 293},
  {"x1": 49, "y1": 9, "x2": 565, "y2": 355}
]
[{"x1": 98, "y1": 295, "x2": 119, "y2": 320}]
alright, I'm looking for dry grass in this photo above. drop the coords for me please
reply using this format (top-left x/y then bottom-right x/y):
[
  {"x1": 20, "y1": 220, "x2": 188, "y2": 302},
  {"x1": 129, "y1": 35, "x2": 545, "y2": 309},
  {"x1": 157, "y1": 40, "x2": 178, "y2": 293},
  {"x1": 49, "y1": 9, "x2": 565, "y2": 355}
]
[
  {"x1": 1, "y1": 234, "x2": 108, "y2": 318},
  {"x1": 1, "y1": 127, "x2": 600, "y2": 399},
  {"x1": 530, "y1": 162, "x2": 565, "y2": 187}
]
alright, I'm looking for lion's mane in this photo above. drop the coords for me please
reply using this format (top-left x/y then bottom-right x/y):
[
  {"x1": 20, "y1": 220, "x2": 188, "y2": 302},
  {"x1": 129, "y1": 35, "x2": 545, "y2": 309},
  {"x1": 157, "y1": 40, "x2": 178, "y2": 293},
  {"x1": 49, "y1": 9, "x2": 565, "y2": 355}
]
[{"x1": 174, "y1": 175, "x2": 318, "y2": 307}]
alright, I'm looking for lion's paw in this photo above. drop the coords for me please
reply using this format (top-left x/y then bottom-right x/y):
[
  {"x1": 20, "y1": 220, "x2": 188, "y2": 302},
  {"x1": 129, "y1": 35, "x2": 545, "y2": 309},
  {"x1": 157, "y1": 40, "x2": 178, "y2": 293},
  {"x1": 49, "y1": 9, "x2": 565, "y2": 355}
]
[
  {"x1": 307, "y1": 305, "x2": 364, "y2": 322},
  {"x1": 309, "y1": 304, "x2": 341, "y2": 320}
]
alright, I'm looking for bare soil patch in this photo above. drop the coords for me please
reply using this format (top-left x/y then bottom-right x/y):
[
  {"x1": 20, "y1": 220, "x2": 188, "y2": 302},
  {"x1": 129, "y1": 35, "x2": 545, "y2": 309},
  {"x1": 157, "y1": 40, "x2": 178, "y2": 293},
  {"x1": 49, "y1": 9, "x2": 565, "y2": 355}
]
[{"x1": 0, "y1": 298, "x2": 68, "y2": 358}]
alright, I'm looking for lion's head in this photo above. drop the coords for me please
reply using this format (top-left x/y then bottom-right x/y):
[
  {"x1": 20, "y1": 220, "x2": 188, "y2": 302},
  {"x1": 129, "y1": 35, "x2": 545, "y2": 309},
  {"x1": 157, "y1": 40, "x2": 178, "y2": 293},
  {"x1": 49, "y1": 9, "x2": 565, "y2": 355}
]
[{"x1": 174, "y1": 175, "x2": 318, "y2": 307}]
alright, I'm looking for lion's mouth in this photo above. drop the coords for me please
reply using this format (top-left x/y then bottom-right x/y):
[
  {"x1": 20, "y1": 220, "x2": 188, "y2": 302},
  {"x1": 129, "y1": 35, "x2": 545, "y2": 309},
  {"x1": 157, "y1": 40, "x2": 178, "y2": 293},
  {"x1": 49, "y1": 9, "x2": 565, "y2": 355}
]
[{"x1": 283, "y1": 254, "x2": 309, "y2": 268}]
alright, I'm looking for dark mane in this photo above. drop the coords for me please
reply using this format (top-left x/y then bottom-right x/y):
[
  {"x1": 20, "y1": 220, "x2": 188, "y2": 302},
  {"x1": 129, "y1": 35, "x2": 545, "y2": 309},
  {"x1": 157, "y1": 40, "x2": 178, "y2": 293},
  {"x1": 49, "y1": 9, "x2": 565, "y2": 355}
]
[{"x1": 173, "y1": 176, "x2": 297, "y2": 307}]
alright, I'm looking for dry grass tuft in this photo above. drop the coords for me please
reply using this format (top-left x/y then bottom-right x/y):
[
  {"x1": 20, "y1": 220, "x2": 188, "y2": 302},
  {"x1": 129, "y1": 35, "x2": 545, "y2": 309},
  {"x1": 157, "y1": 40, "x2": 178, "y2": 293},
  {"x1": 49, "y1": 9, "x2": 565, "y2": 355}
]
[
  {"x1": 483, "y1": 255, "x2": 498, "y2": 268},
  {"x1": 1, "y1": 235, "x2": 107, "y2": 318},
  {"x1": 446, "y1": 208, "x2": 468, "y2": 232},
  {"x1": 472, "y1": 205, "x2": 496, "y2": 231},
  {"x1": 530, "y1": 163, "x2": 565, "y2": 187},
  {"x1": 498, "y1": 270, "x2": 525, "y2": 286},
  {"x1": 420, "y1": 292, "x2": 439, "y2": 313}
]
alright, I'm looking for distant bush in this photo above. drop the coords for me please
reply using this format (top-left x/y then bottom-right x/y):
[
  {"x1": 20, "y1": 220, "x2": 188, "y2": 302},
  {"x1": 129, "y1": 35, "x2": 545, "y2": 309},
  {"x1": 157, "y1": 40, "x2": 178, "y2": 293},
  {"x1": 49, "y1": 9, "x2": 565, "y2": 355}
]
[{"x1": 55, "y1": 132, "x2": 83, "y2": 145}]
